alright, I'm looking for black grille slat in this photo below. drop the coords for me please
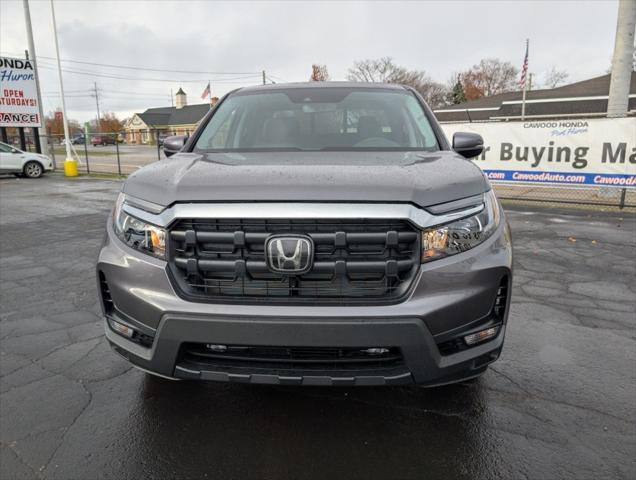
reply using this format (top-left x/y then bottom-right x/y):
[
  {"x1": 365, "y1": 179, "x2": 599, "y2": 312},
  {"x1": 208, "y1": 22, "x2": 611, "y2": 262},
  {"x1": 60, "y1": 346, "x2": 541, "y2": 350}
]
[
  {"x1": 99, "y1": 271, "x2": 114, "y2": 314},
  {"x1": 181, "y1": 343, "x2": 404, "y2": 369},
  {"x1": 493, "y1": 281, "x2": 509, "y2": 319},
  {"x1": 174, "y1": 258, "x2": 414, "y2": 275},
  {"x1": 170, "y1": 230, "x2": 417, "y2": 246},
  {"x1": 168, "y1": 218, "x2": 420, "y2": 304}
]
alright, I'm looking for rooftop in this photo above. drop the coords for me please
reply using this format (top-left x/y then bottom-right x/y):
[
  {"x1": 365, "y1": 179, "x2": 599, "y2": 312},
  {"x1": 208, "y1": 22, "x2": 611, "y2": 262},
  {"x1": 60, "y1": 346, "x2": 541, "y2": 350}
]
[
  {"x1": 136, "y1": 103, "x2": 211, "y2": 127},
  {"x1": 434, "y1": 72, "x2": 636, "y2": 121}
]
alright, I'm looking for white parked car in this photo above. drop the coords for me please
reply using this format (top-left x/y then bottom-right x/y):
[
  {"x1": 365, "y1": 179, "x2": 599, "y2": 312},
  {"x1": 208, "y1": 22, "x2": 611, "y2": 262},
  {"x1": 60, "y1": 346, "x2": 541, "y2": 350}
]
[{"x1": 0, "y1": 141, "x2": 54, "y2": 178}]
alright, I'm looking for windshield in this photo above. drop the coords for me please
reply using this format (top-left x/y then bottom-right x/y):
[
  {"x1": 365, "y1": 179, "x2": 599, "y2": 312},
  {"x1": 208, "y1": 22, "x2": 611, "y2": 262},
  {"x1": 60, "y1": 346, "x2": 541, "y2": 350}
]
[{"x1": 194, "y1": 87, "x2": 440, "y2": 152}]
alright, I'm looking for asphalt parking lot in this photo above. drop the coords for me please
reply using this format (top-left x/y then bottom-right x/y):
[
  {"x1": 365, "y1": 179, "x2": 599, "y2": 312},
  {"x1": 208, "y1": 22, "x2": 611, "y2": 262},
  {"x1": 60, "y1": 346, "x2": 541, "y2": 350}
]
[{"x1": 0, "y1": 175, "x2": 634, "y2": 480}]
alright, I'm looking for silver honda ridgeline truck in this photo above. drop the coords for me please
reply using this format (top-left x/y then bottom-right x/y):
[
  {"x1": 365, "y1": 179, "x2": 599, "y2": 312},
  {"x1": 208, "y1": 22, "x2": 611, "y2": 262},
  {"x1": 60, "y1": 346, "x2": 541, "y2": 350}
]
[{"x1": 97, "y1": 83, "x2": 512, "y2": 386}]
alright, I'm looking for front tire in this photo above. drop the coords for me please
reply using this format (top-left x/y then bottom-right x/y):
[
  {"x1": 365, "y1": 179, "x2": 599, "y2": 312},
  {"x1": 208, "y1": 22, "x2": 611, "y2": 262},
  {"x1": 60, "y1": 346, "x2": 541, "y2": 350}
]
[{"x1": 23, "y1": 161, "x2": 43, "y2": 178}]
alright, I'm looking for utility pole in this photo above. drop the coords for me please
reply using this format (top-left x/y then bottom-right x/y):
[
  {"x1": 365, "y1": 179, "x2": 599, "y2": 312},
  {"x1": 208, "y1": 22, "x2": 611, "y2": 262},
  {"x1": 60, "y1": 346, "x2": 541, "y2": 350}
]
[
  {"x1": 607, "y1": 0, "x2": 636, "y2": 117},
  {"x1": 92, "y1": 81, "x2": 101, "y2": 131},
  {"x1": 262, "y1": 70, "x2": 266, "y2": 85},
  {"x1": 22, "y1": 0, "x2": 49, "y2": 158},
  {"x1": 50, "y1": 0, "x2": 77, "y2": 176},
  {"x1": 170, "y1": 88, "x2": 174, "y2": 107}
]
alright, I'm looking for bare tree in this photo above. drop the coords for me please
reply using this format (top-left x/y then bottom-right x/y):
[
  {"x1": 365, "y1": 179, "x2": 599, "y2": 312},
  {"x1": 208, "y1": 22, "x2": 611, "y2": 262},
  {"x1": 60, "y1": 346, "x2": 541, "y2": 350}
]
[
  {"x1": 543, "y1": 67, "x2": 569, "y2": 89},
  {"x1": 347, "y1": 57, "x2": 448, "y2": 107},
  {"x1": 310, "y1": 64, "x2": 330, "y2": 81},
  {"x1": 347, "y1": 57, "x2": 396, "y2": 82},
  {"x1": 461, "y1": 58, "x2": 518, "y2": 99}
]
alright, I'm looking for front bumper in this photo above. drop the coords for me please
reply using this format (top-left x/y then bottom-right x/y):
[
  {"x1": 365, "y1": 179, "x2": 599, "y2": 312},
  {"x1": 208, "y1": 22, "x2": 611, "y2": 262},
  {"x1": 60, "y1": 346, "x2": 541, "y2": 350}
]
[{"x1": 98, "y1": 214, "x2": 513, "y2": 386}]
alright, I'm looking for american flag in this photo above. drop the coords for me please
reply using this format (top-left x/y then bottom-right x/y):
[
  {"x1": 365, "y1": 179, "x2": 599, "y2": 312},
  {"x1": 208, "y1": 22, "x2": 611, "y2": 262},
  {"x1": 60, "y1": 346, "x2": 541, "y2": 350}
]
[
  {"x1": 519, "y1": 40, "x2": 529, "y2": 88},
  {"x1": 200, "y1": 82, "x2": 211, "y2": 100}
]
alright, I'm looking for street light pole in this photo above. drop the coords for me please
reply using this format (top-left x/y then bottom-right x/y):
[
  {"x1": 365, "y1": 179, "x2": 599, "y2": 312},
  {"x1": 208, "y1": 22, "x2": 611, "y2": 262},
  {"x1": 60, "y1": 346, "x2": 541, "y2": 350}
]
[
  {"x1": 49, "y1": 0, "x2": 77, "y2": 176},
  {"x1": 22, "y1": 0, "x2": 49, "y2": 159}
]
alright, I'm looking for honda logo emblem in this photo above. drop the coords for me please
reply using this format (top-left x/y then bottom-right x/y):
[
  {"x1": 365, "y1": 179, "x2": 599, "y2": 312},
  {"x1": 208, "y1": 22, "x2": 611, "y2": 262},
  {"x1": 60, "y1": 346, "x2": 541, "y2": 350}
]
[{"x1": 265, "y1": 235, "x2": 313, "y2": 274}]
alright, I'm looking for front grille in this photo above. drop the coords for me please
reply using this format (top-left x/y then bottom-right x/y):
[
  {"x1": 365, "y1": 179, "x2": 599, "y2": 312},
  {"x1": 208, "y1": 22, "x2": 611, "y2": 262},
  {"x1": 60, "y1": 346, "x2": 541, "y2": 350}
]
[
  {"x1": 168, "y1": 218, "x2": 420, "y2": 304},
  {"x1": 180, "y1": 343, "x2": 404, "y2": 370}
]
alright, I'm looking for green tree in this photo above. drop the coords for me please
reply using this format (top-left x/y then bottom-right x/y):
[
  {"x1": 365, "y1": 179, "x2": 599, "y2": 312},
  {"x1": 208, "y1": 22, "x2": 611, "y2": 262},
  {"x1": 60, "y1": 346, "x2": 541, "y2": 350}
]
[{"x1": 451, "y1": 76, "x2": 467, "y2": 104}]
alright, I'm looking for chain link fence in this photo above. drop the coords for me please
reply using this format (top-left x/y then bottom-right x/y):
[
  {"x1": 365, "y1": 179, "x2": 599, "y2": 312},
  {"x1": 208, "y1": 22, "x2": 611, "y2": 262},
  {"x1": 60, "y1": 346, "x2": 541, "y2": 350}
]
[
  {"x1": 2, "y1": 129, "x2": 175, "y2": 175},
  {"x1": 3, "y1": 126, "x2": 633, "y2": 211},
  {"x1": 492, "y1": 182, "x2": 634, "y2": 210}
]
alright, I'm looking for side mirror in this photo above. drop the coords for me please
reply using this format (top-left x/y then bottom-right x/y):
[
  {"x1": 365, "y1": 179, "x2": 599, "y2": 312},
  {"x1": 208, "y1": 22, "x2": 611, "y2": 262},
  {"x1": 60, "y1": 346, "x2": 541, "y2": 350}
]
[
  {"x1": 452, "y1": 132, "x2": 484, "y2": 159},
  {"x1": 163, "y1": 135, "x2": 187, "y2": 157}
]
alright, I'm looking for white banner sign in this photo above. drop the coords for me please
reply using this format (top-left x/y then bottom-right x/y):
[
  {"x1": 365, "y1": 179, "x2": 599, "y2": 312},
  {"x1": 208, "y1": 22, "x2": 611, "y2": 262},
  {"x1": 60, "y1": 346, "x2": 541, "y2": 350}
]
[
  {"x1": 441, "y1": 118, "x2": 636, "y2": 187},
  {"x1": 0, "y1": 56, "x2": 42, "y2": 128}
]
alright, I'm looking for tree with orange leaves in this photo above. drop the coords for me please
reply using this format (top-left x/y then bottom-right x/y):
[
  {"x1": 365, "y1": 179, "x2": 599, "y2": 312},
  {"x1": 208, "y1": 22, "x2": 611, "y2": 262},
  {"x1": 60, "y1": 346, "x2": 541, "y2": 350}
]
[
  {"x1": 45, "y1": 111, "x2": 81, "y2": 135},
  {"x1": 310, "y1": 65, "x2": 330, "y2": 81},
  {"x1": 98, "y1": 112, "x2": 124, "y2": 133},
  {"x1": 460, "y1": 59, "x2": 518, "y2": 101}
]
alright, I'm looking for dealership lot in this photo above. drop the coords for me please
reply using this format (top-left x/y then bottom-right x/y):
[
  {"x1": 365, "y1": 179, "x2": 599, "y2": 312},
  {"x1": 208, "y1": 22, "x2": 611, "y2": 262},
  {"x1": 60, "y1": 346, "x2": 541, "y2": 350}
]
[{"x1": 0, "y1": 175, "x2": 634, "y2": 480}]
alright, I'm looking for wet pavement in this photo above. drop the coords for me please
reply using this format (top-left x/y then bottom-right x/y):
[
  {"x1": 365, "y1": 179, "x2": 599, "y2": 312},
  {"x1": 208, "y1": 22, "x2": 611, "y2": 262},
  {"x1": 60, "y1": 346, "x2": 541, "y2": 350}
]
[{"x1": 1, "y1": 175, "x2": 634, "y2": 480}]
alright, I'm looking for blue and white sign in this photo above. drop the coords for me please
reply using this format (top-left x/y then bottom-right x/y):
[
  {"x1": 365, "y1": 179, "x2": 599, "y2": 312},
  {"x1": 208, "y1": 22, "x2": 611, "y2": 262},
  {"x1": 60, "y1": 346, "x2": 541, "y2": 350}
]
[{"x1": 441, "y1": 118, "x2": 636, "y2": 187}]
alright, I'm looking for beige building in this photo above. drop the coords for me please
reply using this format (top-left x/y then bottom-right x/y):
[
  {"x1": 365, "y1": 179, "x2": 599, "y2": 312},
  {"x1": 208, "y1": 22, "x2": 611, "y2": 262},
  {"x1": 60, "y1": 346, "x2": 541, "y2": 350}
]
[{"x1": 124, "y1": 88, "x2": 216, "y2": 144}]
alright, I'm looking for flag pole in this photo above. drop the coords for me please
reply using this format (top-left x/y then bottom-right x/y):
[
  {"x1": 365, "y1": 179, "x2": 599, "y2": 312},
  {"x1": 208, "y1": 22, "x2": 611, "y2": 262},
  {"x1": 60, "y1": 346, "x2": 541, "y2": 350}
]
[{"x1": 521, "y1": 39, "x2": 529, "y2": 121}]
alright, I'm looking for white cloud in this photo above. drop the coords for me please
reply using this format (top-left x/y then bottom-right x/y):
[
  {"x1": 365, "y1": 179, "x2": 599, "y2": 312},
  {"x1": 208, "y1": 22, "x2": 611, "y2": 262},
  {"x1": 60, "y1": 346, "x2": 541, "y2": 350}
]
[{"x1": 1, "y1": 0, "x2": 619, "y2": 123}]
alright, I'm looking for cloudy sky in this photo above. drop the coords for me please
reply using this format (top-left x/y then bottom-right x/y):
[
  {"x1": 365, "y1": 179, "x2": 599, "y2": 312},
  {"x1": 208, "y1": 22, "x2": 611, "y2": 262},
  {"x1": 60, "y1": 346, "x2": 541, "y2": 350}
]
[{"x1": 1, "y1": 0, "x2": 620, "y2": 123}]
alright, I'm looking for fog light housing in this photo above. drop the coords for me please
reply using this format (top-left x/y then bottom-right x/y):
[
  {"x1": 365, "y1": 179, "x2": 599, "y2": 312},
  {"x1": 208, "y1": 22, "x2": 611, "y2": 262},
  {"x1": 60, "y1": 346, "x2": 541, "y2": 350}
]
[
  {"x1": 464, "y1": 326, "x2": 499, "y2": 346},
  {"x1": 361, "y1": 348, "x2": 390, "y2": 355},
  {"x1": 108, "y1": 318, "x2": 134, "y2": 338},
  {"x1": 206, "y1": 344, "x2": 228, "y2": 352}
]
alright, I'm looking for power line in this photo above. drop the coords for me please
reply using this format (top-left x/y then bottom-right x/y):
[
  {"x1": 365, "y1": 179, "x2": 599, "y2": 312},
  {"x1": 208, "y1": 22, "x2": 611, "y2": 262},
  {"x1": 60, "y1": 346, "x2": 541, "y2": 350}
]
[
  {"x1": 37, "y1": 62, "x2": 262, "y2": 83},
  {"x1": 42, "y1": 89, "x2": 93, "y2": 94},
  {"x1": 268, "y1": 74, "x2": 290, "y2": 83},
  {"x1": 2, "y1": 49, "x2": 287, "y2": 86},
  {"x1": 40, "y1": 55, "x2": 261, "y2": 75},
  {"x1": 45, "y1": 89, "x2": 173, "y2": 98},
  {"x1": 2, "y1": 52, "x2": 288, "y2": 83},
  {"x1": 100, "y1": 89, "x2": 181, "y2": 97},
  {"x1": 43, "y1": 94, "x2": 93, "y2": 98},
  {"x1": 0, "y1": 50, "x2": 262, "y2": 75}
]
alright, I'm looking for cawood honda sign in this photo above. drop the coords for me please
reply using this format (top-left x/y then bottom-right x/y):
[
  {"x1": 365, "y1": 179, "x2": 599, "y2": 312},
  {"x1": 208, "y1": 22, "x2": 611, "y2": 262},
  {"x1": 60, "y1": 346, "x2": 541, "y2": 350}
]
[
  {"x1": 0, "y1": 56, "x2": 42, "y2": 128},
  {"x1": 441, "y1": 118, "x2": 635, "y2": 187}
]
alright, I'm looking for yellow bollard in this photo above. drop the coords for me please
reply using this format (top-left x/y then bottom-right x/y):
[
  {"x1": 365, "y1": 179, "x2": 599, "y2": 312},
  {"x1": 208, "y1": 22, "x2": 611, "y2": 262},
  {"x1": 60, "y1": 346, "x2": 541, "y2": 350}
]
[{"x1": 64, "y1": 158, "x2": 78, "y2": 177}]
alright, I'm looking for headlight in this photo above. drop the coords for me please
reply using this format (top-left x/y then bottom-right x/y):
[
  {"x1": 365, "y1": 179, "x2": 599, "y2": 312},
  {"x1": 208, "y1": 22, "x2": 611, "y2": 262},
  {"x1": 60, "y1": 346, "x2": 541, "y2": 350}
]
[
  {"x1": 113, "y1": 193, "x2": 166, "y2": 259},
  {"x1": 422, "y1": 189, "x2": 500, "y2": 262}
]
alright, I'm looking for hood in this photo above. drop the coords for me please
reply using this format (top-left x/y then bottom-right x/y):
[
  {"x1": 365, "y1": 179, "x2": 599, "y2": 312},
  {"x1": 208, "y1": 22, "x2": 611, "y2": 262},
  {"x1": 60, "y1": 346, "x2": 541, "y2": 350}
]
[{"x1": 123, "y1": 151, "x2": 489, "y2": 209}]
